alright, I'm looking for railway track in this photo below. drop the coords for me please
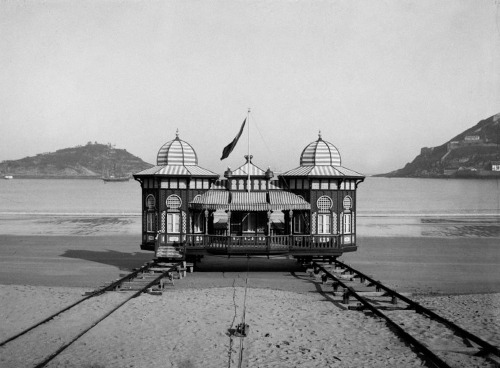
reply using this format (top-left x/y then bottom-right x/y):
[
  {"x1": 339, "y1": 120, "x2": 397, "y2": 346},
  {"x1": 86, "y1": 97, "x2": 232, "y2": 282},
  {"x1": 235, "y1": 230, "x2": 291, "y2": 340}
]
[
  {"x1": 311, "y1": 259, "x2": 500, "y2": 368},
  {"x1": 0, "y1": 260, "x2": 187, "y2": 368}
]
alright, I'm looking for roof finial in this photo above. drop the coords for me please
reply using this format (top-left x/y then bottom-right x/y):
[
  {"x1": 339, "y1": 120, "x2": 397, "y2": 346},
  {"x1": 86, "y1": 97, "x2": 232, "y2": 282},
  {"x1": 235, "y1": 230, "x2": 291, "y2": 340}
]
[
  {"x1": 318, "y1": 130, "x2": 322, "y2": 140},
  {"x1": 175, "y1": 129, "x2": 179, "y2": 138}
]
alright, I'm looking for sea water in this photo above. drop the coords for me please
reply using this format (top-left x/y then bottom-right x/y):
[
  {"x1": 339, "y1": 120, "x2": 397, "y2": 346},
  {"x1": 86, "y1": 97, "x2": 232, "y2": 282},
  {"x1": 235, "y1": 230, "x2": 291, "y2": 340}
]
[{"x1": 0, "y1": 177, "x2": 499, "y2": 237}]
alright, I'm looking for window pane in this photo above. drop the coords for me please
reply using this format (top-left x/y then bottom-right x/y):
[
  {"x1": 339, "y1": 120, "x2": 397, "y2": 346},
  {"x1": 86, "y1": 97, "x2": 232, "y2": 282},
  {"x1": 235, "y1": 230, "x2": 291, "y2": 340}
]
[
  {"x1": 174, "y1": 214, "x2": 180, "y2": 233},
  {"x1": 318, "y1": 214, "x2": 331, "y2": 234},
  {"x1": 167, "y1": 213, "x2": 180, "y2": 233},
  {"x1": 147, "y1": 213, "x2": 154, "y2": 232},
  {"x1": 343, "y1": 214, "x2": 351, "y2": 234},
  {"x1": 167, "y1": 214, "x2": 172, "y2": 233}
]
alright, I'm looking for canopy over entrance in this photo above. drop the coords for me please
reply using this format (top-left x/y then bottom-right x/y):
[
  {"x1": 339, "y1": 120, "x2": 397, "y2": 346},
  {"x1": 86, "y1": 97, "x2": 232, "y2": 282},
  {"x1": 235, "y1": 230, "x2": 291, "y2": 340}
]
[{"x1": 189, "y1": 190, "x2": 311, "y2": 211}]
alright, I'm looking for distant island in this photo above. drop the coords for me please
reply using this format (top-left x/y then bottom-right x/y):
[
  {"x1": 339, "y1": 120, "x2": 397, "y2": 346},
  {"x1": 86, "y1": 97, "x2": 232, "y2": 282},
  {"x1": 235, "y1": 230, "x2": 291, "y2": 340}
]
[
  {"x1": 0, "y1": 142, "x2": 153, "y2": 179},
  {"x1": 377, "y1": 113, "x2": 500, "y2": 178}
]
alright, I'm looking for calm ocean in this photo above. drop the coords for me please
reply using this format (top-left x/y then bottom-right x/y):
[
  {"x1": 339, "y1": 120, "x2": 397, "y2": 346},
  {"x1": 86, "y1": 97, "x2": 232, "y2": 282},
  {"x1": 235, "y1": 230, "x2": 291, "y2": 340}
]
[
  {"x1": 0, "y1": 177, "x2": 499, "y2": 237},
  {"x1": 1, "y1": 177, "x2": 499, "y2": 215}
]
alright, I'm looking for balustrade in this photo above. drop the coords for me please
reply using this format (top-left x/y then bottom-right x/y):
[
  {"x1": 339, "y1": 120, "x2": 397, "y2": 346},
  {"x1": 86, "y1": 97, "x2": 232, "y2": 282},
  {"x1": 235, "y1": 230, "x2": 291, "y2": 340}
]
[{"x1": 182, "y1": 233, "x2": 342, "y2": 251}]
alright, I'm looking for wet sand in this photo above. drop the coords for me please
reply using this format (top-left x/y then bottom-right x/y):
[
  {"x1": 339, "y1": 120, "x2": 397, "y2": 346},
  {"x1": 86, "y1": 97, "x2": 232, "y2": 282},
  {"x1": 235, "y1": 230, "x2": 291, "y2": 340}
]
[{"x1": 0, "y1": 232, "x2": 498, "y2": 294}]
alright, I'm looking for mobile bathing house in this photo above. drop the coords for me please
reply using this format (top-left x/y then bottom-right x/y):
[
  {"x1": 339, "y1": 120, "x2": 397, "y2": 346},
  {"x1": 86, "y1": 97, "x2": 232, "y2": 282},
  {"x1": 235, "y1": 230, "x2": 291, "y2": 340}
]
[{"x1": 133, "y1": 130, "x2": 364, "y2": 262}]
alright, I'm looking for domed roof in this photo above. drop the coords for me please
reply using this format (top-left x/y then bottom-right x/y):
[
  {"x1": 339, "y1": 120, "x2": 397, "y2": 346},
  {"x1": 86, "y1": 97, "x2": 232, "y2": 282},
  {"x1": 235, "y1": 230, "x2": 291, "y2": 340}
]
[
  {"x1": 300, "y1": 132, "x2": 341, "y2": 166},
  {"x1": 157, "y1": 132, "x2": 198, "y2": 166}
]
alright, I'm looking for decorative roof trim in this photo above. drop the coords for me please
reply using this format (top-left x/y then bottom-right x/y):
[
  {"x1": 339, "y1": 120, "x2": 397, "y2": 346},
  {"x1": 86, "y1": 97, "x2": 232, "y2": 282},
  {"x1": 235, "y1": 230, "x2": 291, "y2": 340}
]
[
  {"x1": 280, "y1": 165, "x2": 364, "y2": 178},
  {"x1": 134, "y1": 165, "x2": 219, "y2": 177}
]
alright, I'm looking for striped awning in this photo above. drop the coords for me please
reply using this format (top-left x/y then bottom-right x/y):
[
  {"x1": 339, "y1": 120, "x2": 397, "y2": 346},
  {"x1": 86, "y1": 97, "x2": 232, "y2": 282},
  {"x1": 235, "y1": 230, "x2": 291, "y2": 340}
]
[
  {"x1": 190, "y1": 190, "x2": 311, "y2": 212},
  {"x1": 229, "y1": 192, "x2": 268, "y2": 211},
  {"x1": 269, "y1": 191, "x2": 311, "y2": 211},
  {"x1": 189, "y1": 190, "x2": 229, "y2": 210}
]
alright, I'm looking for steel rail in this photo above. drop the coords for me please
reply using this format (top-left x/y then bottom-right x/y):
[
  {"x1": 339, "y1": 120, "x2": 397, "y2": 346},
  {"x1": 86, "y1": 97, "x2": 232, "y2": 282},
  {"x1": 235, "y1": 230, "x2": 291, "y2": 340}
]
[
  {"x1": 33, "y1": 261, "x2": 182, "y2": 368},
  {"x1": 331, "y1": 259, "x2": 500, "y2": 358},
  {"x1": 314, "y1": 262, "x2": 455, "y2": 368},
  {"x1": 0, "y1": 261, "x2": 156, "y2": 348},
  {"x1": 237, "y1": 257, "x2": 250, "y2": 368}
]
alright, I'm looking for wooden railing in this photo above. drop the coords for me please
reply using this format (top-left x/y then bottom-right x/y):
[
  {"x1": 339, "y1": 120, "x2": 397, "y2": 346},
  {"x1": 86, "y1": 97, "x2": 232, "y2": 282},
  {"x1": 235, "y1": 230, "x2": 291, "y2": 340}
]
[{"x1": 183, "y1": 234, "x2": 342, "y2": 251}]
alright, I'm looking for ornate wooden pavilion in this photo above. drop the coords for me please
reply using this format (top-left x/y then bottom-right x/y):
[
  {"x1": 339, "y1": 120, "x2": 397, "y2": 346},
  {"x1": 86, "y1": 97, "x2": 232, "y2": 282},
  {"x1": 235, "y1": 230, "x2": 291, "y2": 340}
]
[{"x1": 133, "y1": 130, "x2": 364, "y2": 261}]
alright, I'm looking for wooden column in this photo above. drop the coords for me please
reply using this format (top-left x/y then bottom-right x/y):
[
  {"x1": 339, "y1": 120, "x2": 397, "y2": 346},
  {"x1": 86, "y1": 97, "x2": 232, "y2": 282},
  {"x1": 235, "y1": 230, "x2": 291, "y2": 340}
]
[
  {"x1": 267, "y1": 210, "x2": 272, "y2": 235},
  {"x1": 204, "y1": 209, "x2": 209, "y2": 235}
]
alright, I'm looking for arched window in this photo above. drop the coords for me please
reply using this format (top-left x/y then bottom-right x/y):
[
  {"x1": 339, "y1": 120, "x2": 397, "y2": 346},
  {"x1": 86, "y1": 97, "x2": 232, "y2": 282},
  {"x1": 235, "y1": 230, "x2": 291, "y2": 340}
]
[
  {"x1": 342, "y1": 196, "x2": 353, "y2": 234},
  {"x1": 317, "y1": 196, "x2": 332, "y2": 234},
  {"x1": 166, "y1": 195, "x2": 182, "y2": 209},
  {"x1": 146, "y1": 195, "x2": 155, "y2": 210},
  {"x1": 343, "y1": 195, "x2": 352, "y2": 211},
  {"x1": 317, "y1": 195, "x2": 333, "y2": 212},
  {"x1": 145, "y1": 195, "x2": 156, "y2": 233}
]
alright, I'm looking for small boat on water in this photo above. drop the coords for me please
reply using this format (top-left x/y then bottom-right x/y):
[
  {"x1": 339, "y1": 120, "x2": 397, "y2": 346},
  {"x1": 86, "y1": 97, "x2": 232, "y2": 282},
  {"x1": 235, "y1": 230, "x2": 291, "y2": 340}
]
[
  {"x1": 103, "y1": 175, "x2": 130, "y2": 182},
  {"x1": 4, "y1": 175, "x2": 13, "y2": 180},
  {"x1": 102, "y1": 159, "x2": 130, "y2": 182}
]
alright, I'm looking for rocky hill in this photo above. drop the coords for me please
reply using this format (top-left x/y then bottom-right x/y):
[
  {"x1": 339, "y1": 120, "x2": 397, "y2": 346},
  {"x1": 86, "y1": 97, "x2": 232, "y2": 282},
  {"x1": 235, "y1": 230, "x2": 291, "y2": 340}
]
[
  {"x1": 0, "y1": 142, "x2": 152, "y2": 179},
  {"x1": 378, "y1": 113, "x2": 500, "y2": 178}
]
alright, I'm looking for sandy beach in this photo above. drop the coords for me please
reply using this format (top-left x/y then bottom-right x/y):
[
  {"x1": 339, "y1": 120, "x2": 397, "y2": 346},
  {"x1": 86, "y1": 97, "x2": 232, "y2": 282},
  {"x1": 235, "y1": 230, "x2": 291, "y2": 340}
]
[
  {"x1": 1, "y1": 282, "x2": 499, "y2": 367},
  {"x1": 0, "y1": 215, "x2": 499, "y2": 367}
]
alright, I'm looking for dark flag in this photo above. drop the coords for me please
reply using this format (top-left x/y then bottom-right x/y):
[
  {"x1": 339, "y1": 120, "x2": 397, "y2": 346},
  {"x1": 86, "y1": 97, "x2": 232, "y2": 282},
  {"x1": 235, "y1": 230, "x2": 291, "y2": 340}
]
[{"x1": 220, "y1": 118, "x2": 246, "y2": 160}]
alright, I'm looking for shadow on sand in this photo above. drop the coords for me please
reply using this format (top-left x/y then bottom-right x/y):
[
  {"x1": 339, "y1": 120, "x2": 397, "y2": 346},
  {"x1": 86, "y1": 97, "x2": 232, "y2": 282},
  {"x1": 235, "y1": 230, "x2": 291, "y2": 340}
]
[
  {"x1": 193, "y1": 256, "x2": 304, "y2": 273},
  {"x1": 60, "y1": 249, "x2": 153, "y2": 271}
]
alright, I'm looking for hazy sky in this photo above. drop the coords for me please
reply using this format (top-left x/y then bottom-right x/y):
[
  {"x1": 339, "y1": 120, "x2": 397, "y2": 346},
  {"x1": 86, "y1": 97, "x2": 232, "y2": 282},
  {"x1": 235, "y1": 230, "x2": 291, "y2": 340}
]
[{"x1": 1, "y1": 0, "x2": 499, "y2": 175}]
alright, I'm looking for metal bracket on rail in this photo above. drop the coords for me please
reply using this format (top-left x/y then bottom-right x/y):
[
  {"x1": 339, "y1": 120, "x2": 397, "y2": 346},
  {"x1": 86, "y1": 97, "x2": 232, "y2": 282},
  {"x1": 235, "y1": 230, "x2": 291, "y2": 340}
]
[{"x1": 234, "y1": 323, "x2": 249, "y2": 337}]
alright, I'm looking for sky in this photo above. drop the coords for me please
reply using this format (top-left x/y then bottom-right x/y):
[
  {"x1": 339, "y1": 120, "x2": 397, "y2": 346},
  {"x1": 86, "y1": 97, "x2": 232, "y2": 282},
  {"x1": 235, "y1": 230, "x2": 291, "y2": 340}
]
[{"x1": 1, "y1": 0, "x2": 499, "y2": 175}]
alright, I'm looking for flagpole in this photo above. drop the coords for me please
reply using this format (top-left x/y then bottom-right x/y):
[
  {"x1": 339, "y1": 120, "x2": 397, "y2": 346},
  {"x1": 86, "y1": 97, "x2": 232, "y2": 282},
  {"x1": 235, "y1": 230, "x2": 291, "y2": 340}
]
[{"x1": 247, "y1": 108, "x2": 251, "y2": 193}]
